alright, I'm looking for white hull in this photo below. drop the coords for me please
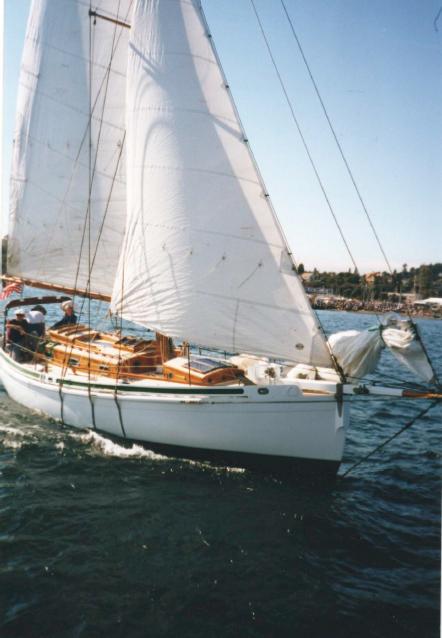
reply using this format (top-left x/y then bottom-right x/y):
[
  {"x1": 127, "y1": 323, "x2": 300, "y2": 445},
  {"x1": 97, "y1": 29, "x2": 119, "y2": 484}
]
[{"x1": 0, "y1": 349, "x2": 349, "y2": 474}]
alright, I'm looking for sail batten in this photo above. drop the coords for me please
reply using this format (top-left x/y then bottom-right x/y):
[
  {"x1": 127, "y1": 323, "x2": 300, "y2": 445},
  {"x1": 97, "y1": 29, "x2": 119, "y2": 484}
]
[{"x1": 111, "y1": 0, "x2": 332, "y2": 366}]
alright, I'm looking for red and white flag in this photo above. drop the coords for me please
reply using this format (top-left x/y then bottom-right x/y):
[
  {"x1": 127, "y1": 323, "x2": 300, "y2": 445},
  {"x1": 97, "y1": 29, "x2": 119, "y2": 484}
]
[{"x1": 0, "y1": 281, "x2": 24, "y2": 300}]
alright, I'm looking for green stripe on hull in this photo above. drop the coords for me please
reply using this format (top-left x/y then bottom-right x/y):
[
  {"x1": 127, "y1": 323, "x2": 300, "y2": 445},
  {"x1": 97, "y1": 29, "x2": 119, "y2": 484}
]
[{"x1": 58, "y1": 378, "x2": 245, "y2": 395}]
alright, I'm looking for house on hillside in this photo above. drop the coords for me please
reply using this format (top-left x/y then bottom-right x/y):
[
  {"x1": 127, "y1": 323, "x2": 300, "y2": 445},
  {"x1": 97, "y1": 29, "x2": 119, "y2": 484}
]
[{"x1": 364, "y1": 272, "x2": 381, "y2": 285}]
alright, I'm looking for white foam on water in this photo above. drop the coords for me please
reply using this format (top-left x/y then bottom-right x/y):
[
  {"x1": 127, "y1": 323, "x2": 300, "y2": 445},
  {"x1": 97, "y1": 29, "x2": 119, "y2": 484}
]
[
  {"x1": 2, "y1": 438, "x2": 24, "y2": 450},
  {"x1": 186, "y1": 458, "x2": 245, "y2": 474},
  {"x1": 0, "y1": 422, "x2": 245, "y2": 472},
  {"x1": 71, "y1": 429, "x2": 167, "y2": 460},
  {"x1": 222, "y1": 466, "x2": 246, "y2": 474},
  {"x1": 0, "y1": 424, "x2": 29, "y2": 450},
  {"x1": 0, "y1": 425, "x2": 26, "y2": 437}
]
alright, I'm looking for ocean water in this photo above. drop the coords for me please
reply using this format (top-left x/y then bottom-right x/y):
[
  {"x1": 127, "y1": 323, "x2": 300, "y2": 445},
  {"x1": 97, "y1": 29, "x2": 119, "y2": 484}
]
[{"x1": 0, "y1": 311, "x2": 440, "y2": 638}]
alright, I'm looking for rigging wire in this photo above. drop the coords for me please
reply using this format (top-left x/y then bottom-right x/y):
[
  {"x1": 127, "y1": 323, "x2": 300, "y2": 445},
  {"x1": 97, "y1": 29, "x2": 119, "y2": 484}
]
[
  {"x1": 279, "y1": 0, "x2": 440, "y2": 387},
  {"x1": 339, "y1": 399, "x2": 440, "y2": 477},
  {"x1": 38, "y1": 6, "x2": 130, "y2": 279},
  {"x1": 251, "y1": 0, "x2": 439, "y2": 386},
  {"x1": 56, "y1": 0, "x2": 133, "y2": 329},
  {"x1": 280, "y1": 0, "x2": 393, "y2": 274},
  {"x1": 58, "y1": 1, "x2": 131, "y2": 392},
  {"x1": 248, "y1": 0, "x2": 359, "y2": 378},
  {"x1": 55, "y1": 0, "x2": 131, "y2": 415},
  {"x1": 114, "y1": 256, "x2": 127, "y2": 439},
  {"x1": 78, "y1": 2, "x2": 128, "y2": 306},
  {"x1": 87, "y1": 0, "x2": 96, "y2": 430},
  {"x1": 75, "y1": 0, "x2": 127, "y2": 311},
  {"x1": 85, "y1": 132, "x2": 126, "y2": 287},
  {"x1": 198, "y1": 0, "x2": 342, "y2": 378},
  {"x1": 249, "y1": 0, "x2": 359, "y2": 274}
]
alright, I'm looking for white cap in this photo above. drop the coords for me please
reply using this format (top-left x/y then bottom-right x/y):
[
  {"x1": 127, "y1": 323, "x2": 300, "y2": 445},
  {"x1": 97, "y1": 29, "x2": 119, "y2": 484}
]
[
  {"x1": 15, "y1": 308, "x2": 25, "y2": 316},
  {"x1": 61, "y1": 300, "x2": 74, "y2": 311}
]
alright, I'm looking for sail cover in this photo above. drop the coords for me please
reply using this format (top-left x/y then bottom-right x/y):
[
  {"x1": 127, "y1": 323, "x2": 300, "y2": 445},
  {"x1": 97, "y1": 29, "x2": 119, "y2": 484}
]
[
  {"x1": 8, "y1": 0, "x2": 132, "y2": 297},
  {"x1": 111, "y1": 0, "x2": 332, "y2": 365}
]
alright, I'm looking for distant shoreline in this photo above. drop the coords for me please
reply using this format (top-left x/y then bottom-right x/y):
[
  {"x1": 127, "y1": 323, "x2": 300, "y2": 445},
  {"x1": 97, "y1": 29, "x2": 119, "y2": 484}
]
[
  {"x1": 314, "y1": 307, "x2": 440, "y2": 320},
  {"x1": 310, "y1": 299, "x2": 441, "y2": 320}
]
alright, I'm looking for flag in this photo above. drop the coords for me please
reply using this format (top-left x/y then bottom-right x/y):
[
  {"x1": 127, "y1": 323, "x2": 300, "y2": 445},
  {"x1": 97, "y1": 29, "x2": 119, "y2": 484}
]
[{"x1": 0, "y1": 281, "x2": 24, "y2": 300}]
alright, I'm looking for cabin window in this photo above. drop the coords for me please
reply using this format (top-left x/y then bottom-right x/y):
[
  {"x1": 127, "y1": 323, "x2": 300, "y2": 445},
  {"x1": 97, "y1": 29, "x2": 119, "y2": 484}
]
[
  {"x1": 185, "y1": 356, "x2": 231, "y2": 373},
  {"x1": 68, "y1": 358, "x2": 79, "y2": 367}
]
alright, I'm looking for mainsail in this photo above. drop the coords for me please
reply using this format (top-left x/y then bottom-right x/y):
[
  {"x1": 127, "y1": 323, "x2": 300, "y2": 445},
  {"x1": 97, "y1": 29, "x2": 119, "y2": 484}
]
[
  {"x1": 111, "y1": 0, "x2": 332, "y2": 366},
  {"x1": 7, "y1": 0, "x2": 132, "y2": 297}
]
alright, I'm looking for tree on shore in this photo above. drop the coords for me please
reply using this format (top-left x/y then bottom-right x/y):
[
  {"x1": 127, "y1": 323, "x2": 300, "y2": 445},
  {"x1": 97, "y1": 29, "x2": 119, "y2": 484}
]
[{"x1": 302, "y1": 263, "x2": 442, "y2": 299}]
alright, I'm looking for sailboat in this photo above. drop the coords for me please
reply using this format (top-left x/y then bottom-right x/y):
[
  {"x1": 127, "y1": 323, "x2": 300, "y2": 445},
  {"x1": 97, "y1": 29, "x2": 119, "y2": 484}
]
[{"x1": 0, "y1": 0, "x2": 438, "y2": 476}]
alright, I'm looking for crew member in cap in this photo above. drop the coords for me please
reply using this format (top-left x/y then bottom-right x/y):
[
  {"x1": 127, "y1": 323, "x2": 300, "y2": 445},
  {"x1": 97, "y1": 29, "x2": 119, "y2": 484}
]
[
  {"x1": 6, "y1": 309, "x2": 29, "y2": 362},
  {"x1": 52, "y1": 300, "x2": 78, "y2": 330}
]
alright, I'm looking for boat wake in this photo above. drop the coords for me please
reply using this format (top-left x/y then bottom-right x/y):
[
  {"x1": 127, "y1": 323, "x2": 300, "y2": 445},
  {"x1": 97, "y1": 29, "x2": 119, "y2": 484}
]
[
  {"x1": 69, "y1": 429, "x2": 168, "y2": 461},
  {"x1": 186, "y1": 458, "x2": 246, "y2": 474},
  {"x1": 0, "y1": 424, "x2": 27, "y2": 450},
  {"x1": 0, "y1": 418, "x2": 246, "y2": 472},
  {"x1": 67, "y1": 430, "x2": 246, "y2": 473}
]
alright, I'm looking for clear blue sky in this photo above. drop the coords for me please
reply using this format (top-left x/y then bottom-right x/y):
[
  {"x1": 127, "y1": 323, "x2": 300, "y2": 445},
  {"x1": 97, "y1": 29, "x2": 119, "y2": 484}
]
[{"x1": 3, "y1": 0, "x2": 441, "y2": 273}]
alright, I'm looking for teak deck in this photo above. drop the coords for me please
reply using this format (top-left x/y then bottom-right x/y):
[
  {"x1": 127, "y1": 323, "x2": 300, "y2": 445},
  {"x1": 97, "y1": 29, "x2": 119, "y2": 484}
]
[{"x1": 44, "y1": 325, "x2": 242, "y2": 386}]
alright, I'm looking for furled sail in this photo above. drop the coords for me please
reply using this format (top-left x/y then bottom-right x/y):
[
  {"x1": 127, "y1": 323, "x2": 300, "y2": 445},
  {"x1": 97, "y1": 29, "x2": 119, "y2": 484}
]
[
  {"x1": 111, "y1": 0, "x2": 332, "y2": 366},
  {"x1": 328, "y1": 316, "x2": 435, "y2": 383},
  {"x1": 7, "y1": 0, "x2": 132, "y2": 297}
]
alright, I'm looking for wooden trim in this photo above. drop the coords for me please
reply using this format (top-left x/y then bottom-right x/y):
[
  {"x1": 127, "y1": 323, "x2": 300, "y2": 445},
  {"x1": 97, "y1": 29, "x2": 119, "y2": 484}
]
[
  {"x1": 0, "y1": 349, "x2": 246, "y2": 394},
  {"x1": 1, "y1": 275, "x2": 111, "y2": 302}
]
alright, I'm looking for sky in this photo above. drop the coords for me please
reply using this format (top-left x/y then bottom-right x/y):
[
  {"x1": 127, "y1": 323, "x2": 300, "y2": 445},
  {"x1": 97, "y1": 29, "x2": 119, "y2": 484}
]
[{"x1": 2, "y1": 0, "x2": 441, "y2": 273}]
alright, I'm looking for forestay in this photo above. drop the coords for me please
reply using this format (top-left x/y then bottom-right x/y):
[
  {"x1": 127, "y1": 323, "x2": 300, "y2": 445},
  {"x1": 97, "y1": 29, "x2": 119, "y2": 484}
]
[
  {"x1": 111, "y1": 0, "x2": 332, "y2": 366},
  {"x1": 8, "y1": 0, "x2": 132, "y2": 297}
]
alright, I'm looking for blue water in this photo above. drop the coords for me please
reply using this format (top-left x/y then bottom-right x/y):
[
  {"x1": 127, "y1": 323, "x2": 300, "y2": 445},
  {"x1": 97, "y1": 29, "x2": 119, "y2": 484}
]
[{"x1": 0, "y1": 311, "x2": 440, "y2": 637}]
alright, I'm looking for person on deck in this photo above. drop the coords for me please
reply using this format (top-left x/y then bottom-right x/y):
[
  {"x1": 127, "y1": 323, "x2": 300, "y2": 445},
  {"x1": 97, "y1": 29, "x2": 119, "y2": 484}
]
[
  {"x1": 52, "y1": 300, "x2": 78, "y2": 329},
  {"x1": 26, "y1": 304, "x2": 47, "y2": 352},
  {"x1": 6, "y1": 309, "x2": 29, "y2": 362}
]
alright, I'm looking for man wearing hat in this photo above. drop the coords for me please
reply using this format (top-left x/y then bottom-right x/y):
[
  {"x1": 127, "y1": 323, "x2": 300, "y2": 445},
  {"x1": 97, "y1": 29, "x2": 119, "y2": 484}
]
[
  {"x1": 6, "y1": 309, "x2": 29, "y2": 362},
  {"x1": 52, "y1": 300, "x2": 78, "y2": 330}
]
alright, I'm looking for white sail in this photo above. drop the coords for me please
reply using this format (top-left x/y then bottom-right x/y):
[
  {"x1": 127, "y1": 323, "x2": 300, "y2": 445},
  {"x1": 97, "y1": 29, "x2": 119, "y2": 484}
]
[
  {"x1": 7, "y1": 0, "x2": 132, "y2": 296},
  {"x1": 111, "y1": 0, "x2": 332, "y2": 366}
]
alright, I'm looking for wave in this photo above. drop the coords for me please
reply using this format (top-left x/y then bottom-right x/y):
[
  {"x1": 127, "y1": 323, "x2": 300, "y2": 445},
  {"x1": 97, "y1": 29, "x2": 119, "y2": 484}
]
[
  {"x1": 69, "y1": 429, "x2": 168, "y2": 460},
  {"x1": 0, "y1": 423, "x2": 30, "y2": 450}
]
